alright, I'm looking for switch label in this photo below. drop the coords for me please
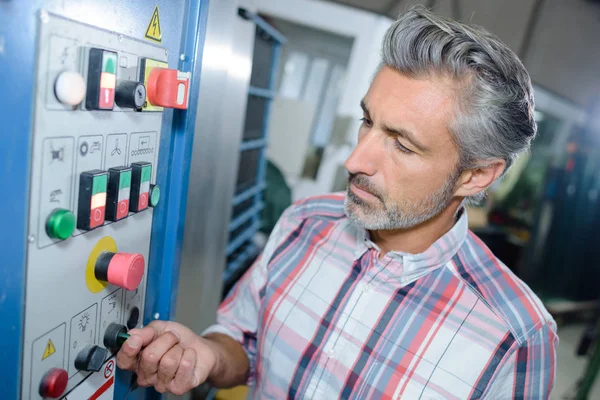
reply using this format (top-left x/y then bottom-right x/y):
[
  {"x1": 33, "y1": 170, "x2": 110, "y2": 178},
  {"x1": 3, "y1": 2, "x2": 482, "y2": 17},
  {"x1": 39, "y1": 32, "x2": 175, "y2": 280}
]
[{"x1": 68, "y1": 304, "x2": 98, "y2": 377}]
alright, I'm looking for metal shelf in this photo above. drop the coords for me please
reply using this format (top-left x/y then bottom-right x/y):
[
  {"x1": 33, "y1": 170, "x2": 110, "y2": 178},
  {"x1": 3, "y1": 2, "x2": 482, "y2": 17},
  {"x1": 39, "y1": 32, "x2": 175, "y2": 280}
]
[
  {"x1": 232, "y1": 182, "x2": 266, "y2": 206},
  {"x1": 225, "y1": 220, "x2": 261, "y2": 256},
  {"x1": 228, "y1": 201, "x2": 264, "y2": 232},
  {"x1": 248, "y1": 86, "x2": 275, "y2": 99},
  {"x1": 239, "y1": 138, "x2": 267, "y2": 152}
]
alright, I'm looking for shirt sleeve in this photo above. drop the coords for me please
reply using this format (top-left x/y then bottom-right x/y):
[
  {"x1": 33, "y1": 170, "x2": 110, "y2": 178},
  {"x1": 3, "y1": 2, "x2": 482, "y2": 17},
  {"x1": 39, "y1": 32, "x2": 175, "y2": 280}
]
[
  {"x1": 480, "y1": 321, "x2": 559, "y2": 399},
  {"x1": 201, "y1": 206, "x2": 299, "y2": 385}
]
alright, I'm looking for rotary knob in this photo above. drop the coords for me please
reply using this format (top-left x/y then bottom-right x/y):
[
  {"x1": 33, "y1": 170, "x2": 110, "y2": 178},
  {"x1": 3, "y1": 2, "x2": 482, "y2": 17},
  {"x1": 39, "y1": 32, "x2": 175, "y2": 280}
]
[
  {"x1": 74, "y1": 345, "x2": 108, "y2": 372},
  {"x1": 115, "y1": 80, "x2": 146, "y2": 111},
  {"x1": 95, "y1": 252, "x2": 145, "y2": 291}
]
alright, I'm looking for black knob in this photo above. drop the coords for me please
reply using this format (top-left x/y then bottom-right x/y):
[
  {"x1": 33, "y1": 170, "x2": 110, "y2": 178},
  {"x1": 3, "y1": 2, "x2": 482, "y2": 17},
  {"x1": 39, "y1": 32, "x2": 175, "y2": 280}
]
[
  {"x1": 104, "y1": 323, "x2": 130, "y2": 352},
  {"x1": 115, "y1": 80, "x2": 146, "y2": 111},
  {"x1": 74, "y1": 345, "x2": 108, "y2": 372},
  {"x1": 127, "y1": 306, "x2": 140, "y2": 329}
]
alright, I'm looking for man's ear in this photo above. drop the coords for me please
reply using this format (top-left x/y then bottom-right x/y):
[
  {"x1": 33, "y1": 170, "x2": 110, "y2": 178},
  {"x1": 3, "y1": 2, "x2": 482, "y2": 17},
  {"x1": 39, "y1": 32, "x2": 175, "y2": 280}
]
[{"x1": 454, "y1": 159, "x2": 506, "y2": 198}]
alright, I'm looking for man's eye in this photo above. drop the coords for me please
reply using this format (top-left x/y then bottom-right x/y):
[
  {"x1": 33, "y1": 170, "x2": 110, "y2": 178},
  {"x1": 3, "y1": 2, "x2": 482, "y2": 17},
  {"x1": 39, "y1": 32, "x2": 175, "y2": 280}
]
[
  {"x1": 395, "y1": 141, "x2": 413, "y2": 154},
  {"x1": 360, "y1": 117, "x2": 373, "y2": 127}
]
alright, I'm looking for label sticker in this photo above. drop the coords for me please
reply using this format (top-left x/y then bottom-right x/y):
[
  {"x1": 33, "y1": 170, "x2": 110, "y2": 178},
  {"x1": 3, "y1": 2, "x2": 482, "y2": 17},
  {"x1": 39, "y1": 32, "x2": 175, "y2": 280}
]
[
  {"x1": 66, "y1": 358, "x2": 115, "y2": 399},
  {"x1": 42, "y1": 339, "x2": 56, "y2": 360},
  {"x1": 139, "y1": 59, "x2": 168, "y2": 111},
  {"x1": 145, "y1": 5, "x2": 162, "y2": 43}
]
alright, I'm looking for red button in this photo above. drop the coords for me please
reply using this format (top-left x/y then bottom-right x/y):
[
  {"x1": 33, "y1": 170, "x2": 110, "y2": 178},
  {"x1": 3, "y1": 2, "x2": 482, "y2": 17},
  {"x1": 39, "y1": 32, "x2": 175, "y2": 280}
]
[
  {"x1": 107, "y1": 253, "x2": 145, "y2": 291},
  {"x1": 146, "y1": 67, "x2": 190, "y2": 109},
  {"x1": 39, "y1": 368, "x2": 68, "y2": 399}
]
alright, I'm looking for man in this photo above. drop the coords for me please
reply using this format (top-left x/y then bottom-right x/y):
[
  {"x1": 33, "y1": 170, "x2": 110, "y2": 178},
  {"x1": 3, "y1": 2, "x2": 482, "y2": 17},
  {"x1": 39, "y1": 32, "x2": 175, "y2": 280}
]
[{"x1": 117, "y1": 6, "x2": 557, "y2": 399}]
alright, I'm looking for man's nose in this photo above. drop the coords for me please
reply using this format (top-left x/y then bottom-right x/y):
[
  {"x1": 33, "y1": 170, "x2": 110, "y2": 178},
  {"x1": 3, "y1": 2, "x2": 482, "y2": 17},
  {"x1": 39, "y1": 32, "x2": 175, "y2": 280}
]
[{"x1": 344, "y1": 130, "x2": 379, "y2": 177}]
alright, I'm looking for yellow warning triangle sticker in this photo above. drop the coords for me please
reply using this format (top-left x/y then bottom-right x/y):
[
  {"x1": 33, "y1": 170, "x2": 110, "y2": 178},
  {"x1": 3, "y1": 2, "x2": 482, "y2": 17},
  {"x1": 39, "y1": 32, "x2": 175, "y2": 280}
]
[
  {"x1": 42, "y1": 339, "x2": 56, "y2": 360},
  {"x1": 145, "y1": 5, "x2": 162, "y2": 43}
]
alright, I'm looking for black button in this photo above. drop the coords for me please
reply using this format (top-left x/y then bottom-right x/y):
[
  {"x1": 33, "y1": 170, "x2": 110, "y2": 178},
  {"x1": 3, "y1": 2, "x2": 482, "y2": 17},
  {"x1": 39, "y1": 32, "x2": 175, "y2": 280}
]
[{"x1": 127, "y1": 306, "x2": 140, "y2": 329}]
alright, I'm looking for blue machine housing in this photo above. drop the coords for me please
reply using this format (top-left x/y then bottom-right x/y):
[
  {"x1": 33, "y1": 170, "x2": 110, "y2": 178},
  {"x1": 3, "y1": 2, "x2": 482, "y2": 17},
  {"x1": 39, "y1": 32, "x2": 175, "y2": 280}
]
[{"x1": 0, "y1": 1, "x2": 208, "y2": 398}]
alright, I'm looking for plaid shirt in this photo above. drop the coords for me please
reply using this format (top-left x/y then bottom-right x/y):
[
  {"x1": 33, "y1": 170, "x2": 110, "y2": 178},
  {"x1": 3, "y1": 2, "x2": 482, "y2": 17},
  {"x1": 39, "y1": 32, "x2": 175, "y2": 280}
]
[{"x1": 204, "y1": 193, "x2": 558, "y2": 399}]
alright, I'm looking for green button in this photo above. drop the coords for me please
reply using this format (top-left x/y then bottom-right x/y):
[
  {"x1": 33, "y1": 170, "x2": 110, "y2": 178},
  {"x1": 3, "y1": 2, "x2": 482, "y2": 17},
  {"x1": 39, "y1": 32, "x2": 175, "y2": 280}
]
[
  {"x1": 150, "y1": 184, "x2": 160, "y2": 207},
  {"x1": 141, "y1": 165, "x2": 152, "y2": 183},
  {"x1": 92, "y1": 174, "x2": 108, "y2": 195},
  {"x1": 120, "y1": 170, "x2": 132, "y2": 190},
  {"x1": 46, "y1": 209, "x2": 76, "y2": 240}
]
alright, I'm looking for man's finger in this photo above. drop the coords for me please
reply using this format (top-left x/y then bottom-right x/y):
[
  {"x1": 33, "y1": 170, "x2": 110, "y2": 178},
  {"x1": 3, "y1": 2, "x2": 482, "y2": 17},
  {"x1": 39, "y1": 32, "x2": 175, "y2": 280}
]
[
  {"x1": 116, "y1": 334, "x2": 143, "y2": 370},
  {"x1": 138, "y1": 331, "x2": 180, "y2": 378},
  {"x1": 156, "y1": 345, "x2": 184, "y2": 393},
  {"x1": 167, "y1": 347, "x2": 198, "y2": 396}
]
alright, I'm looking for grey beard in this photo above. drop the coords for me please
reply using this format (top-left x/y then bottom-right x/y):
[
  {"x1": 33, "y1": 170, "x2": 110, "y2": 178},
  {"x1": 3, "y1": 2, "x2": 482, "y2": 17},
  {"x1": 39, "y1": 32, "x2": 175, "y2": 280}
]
[{"x1": 343, "y1": 173, "x2": 458, "y2": 230}]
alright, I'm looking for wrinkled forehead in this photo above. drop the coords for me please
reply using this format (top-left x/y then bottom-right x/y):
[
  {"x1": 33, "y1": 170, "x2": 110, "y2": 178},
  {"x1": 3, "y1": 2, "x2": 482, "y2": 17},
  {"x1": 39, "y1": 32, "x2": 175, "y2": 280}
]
[{"x1": 365, "y1": 66, "x2": 460, "y2": 153}]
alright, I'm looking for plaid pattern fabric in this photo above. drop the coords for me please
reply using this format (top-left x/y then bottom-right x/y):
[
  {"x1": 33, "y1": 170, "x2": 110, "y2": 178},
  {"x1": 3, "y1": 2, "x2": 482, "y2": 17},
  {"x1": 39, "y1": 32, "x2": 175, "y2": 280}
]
[{"x1": 204, "y1": 193, "x2": 558, "y2": 399}]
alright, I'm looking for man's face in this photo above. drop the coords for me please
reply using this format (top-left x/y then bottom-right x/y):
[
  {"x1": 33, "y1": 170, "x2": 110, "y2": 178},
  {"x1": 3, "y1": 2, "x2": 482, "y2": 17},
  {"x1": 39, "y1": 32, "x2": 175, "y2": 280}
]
[{"x1": 344, "y1": 66, "x2": 462, "y2": 230}]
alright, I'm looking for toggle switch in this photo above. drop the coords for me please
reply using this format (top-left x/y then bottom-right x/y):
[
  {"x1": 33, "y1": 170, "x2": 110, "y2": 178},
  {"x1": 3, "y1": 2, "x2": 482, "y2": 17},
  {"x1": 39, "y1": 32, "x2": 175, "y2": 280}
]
[
  {"x1": 130, "y1": 162, "x2": 152, "y2": 212},
  {"x1": 39, "y1": 368, "x2": 68, "y2": 399},
  {"x1": 95, "y1": 252, "x2": 145, "y2": 291},
  {"x1": 146, "y1": 67, "x2": 190, "y2": 109},
  {"x1": 115, "y1": 80, "x2": 146, "y2": 111},
  {"x1": 104, "y1": 323, "x2": 130, "y2": 352},
  {"x1": 77, "y1": 170, "x2": 108, "y2": 230},
  {"x1": 85, "y1": 48, "x2": 117, "y2": 110},
  {"x1": 74, "y1": 345, "x2": 108, "y2": 372},
  {"x1": 54, "y1": 70, "x2": 86, "y2": 106},
  {"x1": 106, "y1": 166, "x2": 132, "y2": 222}
]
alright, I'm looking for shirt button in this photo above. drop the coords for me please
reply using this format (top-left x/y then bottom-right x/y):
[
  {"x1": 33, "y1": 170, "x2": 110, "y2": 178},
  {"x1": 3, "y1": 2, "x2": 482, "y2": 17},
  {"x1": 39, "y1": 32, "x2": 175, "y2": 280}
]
[{"x1": 327, "y1": 349, "x2": 336, "y2": 358}]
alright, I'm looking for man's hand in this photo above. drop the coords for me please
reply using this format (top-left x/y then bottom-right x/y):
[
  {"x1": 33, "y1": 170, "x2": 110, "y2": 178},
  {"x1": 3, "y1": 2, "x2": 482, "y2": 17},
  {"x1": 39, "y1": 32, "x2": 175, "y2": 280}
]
[{"x1": 116, "y1": 320, "x2": 217, "y2": 395}]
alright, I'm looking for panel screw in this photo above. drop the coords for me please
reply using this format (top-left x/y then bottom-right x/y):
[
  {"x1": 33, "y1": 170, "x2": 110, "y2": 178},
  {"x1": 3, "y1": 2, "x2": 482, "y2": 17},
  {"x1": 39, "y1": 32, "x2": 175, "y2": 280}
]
[
  {"x1": 164, "y1": 49, "x2": 168, "y2": 57},
  {"x1": 118, "y1": 34, "x2": 123, "y2": 43},
  {"x1": 28, "y1": 235, "x2": 35, "y2": 243},
  {"x1": 40, "y1": 10, "x2": 49, "y2": 24}
]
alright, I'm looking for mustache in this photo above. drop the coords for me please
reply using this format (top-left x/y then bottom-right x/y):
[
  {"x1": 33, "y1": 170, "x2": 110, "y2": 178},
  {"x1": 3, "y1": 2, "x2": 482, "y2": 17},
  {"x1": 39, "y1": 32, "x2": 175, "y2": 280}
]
[{"x1": 347, "y1": 173, "x2": 383, "y2": 201}]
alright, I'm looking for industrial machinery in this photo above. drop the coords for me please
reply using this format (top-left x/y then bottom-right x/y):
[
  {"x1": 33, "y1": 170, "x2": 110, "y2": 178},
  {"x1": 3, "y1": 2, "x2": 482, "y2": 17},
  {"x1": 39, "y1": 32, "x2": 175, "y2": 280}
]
[{"x1": 0, "y1": 1, "x2": 210, "y2": 398}]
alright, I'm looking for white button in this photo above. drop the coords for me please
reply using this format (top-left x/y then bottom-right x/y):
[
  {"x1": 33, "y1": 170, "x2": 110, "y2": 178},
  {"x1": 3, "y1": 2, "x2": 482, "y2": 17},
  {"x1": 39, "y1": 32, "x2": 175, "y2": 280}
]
[
  {"x1": 54, "y1": 70, "x2": 86, "y2": 106},
  {"x1": 176, "y1": 83, "x2": 185, "y2": 105},
  {"x1": 327, "y1": 349, "x2": 336, "y2": 358}
]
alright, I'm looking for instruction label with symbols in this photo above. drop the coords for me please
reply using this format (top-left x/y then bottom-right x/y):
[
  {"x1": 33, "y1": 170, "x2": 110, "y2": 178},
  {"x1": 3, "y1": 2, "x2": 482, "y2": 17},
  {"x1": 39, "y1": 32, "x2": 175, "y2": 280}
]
[
  {"x1": 100, "y1": 289, "x2": 123, "y2": 353},
  {"x1": 68, "y1": 304, "x2": 98, "y2": 377},
  {"x1": 38, "y1": 137, "x2": 74, "y2": 248},
  {"x1": 30, "y1": 324, "x2": 66, "y2": 399},
  {"x1": 65, "y1": 358, "x2": 115, "y2": 399}
]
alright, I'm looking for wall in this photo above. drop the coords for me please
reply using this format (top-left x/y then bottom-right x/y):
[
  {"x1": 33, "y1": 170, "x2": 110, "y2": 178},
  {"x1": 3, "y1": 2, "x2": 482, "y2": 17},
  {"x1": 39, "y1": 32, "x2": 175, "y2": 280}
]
[
  {"x1": 387, "y1": 0, "x2": 600, "y2": 107},
  {"x1": 257, "y1": 0, "x2": 393, "y2": 137}
]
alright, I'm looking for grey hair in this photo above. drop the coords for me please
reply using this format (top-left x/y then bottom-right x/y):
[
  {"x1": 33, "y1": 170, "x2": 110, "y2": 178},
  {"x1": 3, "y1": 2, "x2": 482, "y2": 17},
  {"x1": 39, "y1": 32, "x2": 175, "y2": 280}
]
[{"x1": 381, "y1": 5, "x2": 537, "y2": 203}]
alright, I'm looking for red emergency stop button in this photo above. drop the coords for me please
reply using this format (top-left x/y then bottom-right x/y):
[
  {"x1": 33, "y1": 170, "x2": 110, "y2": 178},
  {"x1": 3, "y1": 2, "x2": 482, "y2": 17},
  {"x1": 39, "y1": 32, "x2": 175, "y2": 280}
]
[
  {"x1": 146, "y1": 67, "x2": 190, "y2": 109},
  {"x1": 39, "y1": 368, "x2": 68, "y2": 399},
  {"x1": 95, "y1": 252, "x2": 145, "y2": 291}
]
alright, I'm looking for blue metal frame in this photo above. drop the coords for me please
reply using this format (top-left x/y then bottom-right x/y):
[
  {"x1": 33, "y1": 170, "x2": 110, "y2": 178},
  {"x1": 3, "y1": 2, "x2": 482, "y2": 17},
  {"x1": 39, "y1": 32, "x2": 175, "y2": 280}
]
[
  {"x1": 134, "y1": 0, "x2": 210, "y2": 399},
  {"x1": 0, "y1": 4, "x2": 36, "y2": 399},
  {"x1": 0, "y1": 1, "x2": 209, "y2": 398}
]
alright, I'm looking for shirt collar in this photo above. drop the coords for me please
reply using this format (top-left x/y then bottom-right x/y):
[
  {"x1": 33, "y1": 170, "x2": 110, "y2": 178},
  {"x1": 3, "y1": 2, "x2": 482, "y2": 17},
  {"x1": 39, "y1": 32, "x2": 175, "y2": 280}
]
[{"x1": 352, "y1": 209, "x2": 469, "y2": 281}]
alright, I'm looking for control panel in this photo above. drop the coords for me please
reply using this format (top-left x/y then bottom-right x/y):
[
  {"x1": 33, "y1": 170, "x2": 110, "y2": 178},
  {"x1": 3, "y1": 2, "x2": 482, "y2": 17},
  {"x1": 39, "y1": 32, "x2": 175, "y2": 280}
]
[{"x1": 21, "y1": 13, "x2": 190, "y2": 399}]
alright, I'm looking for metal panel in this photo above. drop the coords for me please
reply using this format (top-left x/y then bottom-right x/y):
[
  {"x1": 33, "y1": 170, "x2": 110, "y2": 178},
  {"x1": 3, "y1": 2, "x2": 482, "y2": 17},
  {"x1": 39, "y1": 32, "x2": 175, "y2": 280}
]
[
  {"x1": 173, "y1": 0, "x2": 255, "y2": 358},
  {"x1": 0, "y1": 1, "x2": 208, "y2": 399}
]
